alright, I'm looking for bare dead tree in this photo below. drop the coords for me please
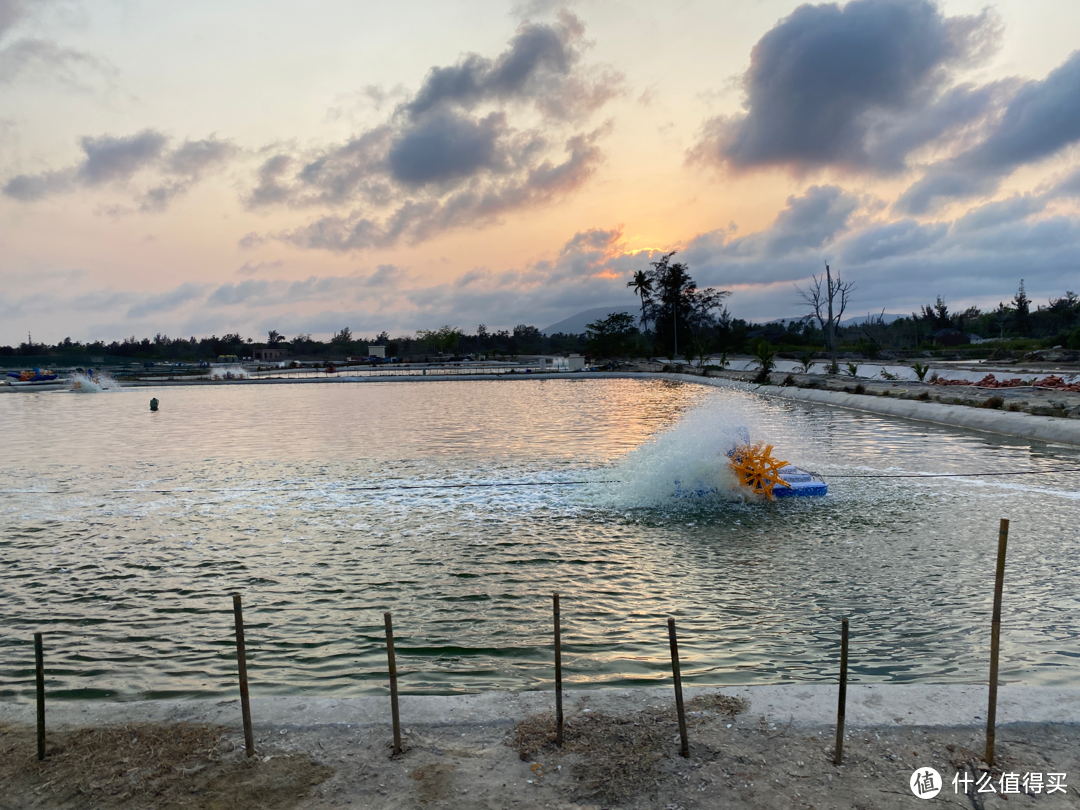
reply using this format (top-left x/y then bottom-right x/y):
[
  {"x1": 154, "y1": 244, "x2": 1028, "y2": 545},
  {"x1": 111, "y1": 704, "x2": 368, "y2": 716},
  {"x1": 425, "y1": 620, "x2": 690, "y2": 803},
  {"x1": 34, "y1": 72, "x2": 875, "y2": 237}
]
[{"x1": 795, "y1": 262, "x2": 854, "y2": 372}]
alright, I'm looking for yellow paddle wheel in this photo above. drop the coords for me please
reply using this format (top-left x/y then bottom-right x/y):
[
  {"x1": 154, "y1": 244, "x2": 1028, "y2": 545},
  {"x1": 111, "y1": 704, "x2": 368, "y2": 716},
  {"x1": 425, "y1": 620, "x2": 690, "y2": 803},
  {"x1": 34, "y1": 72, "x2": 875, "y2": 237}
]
[{"x1": 729, "y1": 442, "x2": 791, "y2": 500}]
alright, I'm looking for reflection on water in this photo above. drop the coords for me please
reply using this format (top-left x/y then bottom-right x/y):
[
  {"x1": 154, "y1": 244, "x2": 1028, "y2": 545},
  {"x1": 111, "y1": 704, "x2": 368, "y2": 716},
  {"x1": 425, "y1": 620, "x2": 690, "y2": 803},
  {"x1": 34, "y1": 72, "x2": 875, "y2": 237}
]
[{"x1": 0, "y1": 379, "x2": 1078, "y2": 702}]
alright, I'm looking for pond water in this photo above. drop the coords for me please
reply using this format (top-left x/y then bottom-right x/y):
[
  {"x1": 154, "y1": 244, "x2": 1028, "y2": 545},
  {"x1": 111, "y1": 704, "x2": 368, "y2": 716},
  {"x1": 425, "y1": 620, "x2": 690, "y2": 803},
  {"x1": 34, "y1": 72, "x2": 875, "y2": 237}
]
[{"x1": 1, "y1": 378, "x2": 1078, "y2": 702}]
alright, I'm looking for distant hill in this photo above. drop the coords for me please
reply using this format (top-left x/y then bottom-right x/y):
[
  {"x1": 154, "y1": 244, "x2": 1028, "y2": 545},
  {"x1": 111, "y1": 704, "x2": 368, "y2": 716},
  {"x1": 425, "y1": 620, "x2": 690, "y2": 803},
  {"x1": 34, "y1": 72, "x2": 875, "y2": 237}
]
[
  {"x1": 541, "y1": 305, "x2": 639, "y2": 336},
  {"x1": 839, "y1": 313, "x2": 905, "y2": 327}
]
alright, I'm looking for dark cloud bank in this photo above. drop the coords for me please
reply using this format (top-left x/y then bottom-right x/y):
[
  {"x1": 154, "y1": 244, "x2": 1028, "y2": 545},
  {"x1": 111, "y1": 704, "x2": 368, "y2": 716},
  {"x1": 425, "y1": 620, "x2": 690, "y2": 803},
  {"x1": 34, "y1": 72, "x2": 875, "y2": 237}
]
[{"x1": 693, "y1": 0, "x2": 1080, "y2": 214}]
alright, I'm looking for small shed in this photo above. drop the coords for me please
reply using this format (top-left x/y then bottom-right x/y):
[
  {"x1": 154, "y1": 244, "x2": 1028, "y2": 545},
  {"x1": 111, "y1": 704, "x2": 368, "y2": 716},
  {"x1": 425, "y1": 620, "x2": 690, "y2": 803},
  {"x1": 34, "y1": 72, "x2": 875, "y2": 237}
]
[
  {"x1": 253, "y1": 347, "x2": 285, "y2": 361},
  {"x1": 567, "y1": 354, "x2": 586, "y2": 371},
  {"x1": 367, "y1": 345, "x2": 387, "y2": 358}
]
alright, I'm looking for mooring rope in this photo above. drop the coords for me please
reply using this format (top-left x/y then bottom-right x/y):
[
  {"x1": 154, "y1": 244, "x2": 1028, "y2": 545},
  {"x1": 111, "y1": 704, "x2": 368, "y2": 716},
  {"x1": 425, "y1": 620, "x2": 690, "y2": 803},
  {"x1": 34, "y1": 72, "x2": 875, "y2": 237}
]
[{"x1": 2, "y1": 468, "x2": 1078, "y2": 495}]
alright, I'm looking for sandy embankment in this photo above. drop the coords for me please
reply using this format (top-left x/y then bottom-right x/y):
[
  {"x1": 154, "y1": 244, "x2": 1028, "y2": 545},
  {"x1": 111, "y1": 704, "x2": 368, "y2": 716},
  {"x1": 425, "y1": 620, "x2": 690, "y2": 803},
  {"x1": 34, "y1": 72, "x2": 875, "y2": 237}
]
[
  {"x1": 665, "y1": 372, "x2": 1080, "y2": 447},
  {"x1": 3, "y1": 685, "x2": 1080, "y2": 809}
]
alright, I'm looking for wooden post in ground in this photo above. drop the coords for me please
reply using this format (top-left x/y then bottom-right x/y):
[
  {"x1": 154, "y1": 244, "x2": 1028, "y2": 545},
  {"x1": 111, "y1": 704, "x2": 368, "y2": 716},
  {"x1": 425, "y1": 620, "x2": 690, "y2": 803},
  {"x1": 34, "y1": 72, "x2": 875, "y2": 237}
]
[
  {"x1": 834, "y1": 617, "x2": 849, "y2": 765},
  {"x1": 232, "y1": 594, "x2": 255, "y2": 757},
  {"x1": 986, "y1": 518, "x2": 1009, "y2": 768},
  {"x1": 34, "y1": 633, "x2": 45, "y2": 761},
  {"x1": 554, "y1": 594, "x2": 564, "y2": 747},
  {"x1": 667, "y1": 618, "x2": 689, "y2": 758},
  {"x1": 384, "y1": 612, "x2": 403, "y2": 755}
]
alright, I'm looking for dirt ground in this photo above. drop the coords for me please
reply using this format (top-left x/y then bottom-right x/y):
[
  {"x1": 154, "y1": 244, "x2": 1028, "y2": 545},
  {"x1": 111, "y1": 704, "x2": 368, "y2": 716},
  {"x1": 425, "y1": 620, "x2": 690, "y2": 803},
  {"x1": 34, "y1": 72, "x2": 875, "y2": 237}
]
[{"x1": 3, "y1": 694, "x2": 1079, "y2": 809}]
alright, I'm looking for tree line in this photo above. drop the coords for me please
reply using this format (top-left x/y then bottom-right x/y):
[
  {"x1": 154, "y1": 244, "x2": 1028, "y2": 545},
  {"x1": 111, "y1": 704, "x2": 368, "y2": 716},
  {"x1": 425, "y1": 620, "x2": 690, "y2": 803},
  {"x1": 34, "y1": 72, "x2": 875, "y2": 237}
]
[
  {"x1": 5, "y1": 262, "x2": 1078, "y2": 363},
  {"x1": 0, "y1": 326, "x2": 589, "y2": 362}
]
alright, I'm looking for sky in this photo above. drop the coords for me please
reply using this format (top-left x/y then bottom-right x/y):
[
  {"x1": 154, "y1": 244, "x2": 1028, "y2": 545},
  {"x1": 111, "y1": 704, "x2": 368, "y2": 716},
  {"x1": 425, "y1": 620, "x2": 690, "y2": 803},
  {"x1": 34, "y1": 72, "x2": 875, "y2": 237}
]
[{"x1": 2, "y1": 0, "x2": 1079, "y2": 345}]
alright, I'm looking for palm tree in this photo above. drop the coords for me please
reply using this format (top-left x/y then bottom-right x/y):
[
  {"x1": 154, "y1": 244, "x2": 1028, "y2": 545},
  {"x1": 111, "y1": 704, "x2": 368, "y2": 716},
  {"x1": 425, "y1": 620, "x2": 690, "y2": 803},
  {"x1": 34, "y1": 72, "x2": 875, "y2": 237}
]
[
  {"x1": 627, "y1": 270, "x2": 653, "y2": 334},
  {"x1": 752, "y1": 340, "x2": 776, "y2": 384}
]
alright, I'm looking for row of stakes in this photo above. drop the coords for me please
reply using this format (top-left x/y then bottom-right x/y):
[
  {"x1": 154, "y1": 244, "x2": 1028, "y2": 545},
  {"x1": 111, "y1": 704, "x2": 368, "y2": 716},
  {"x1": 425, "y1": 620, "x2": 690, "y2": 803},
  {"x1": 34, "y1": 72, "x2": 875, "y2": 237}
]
[{"x1": 29, "y1": 519, "x2": 1012, "y2": 769}]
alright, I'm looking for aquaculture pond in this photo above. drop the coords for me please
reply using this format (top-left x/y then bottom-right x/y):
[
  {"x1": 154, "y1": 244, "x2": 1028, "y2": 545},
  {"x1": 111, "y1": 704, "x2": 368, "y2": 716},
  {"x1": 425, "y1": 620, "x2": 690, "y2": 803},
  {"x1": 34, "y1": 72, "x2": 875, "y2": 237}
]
[{"x1": 1, "y1": 378, "x2": 1077, "y2": 701}]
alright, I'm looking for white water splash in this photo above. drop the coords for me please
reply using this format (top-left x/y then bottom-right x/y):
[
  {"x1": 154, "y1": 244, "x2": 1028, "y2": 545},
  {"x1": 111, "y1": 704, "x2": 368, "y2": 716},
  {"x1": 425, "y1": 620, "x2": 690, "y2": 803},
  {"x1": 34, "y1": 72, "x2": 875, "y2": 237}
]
[
  {"x1": 70, "y1": 371, "x2": 120, "y2": 393},
  {"x1": 588, "y1": 397, "x2": 780, "y2": 508},
  {"x1": 209, "y1": 365, "x2": 249, "y2": 380}
]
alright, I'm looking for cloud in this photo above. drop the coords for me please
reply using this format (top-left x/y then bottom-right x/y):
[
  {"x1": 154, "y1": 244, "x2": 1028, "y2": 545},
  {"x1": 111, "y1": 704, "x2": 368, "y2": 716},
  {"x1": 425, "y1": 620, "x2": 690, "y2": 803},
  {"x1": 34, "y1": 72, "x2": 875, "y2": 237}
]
[
  {"x1": 236, "y1": 259, "x2": 284, "y2": 276},
  {"x1": 757, "y1": 185, "x2": 860, "y2": 256},
  {"x1": 166, "y1": 137, "x2": 235, "y2": 177},
  {"x1": 16, "y1": 227, "x2": 641, "y2": 341},
  {"x1": 0, "y1": 37, "x2": 115, "y2": 88},
  {"x1": 279, "y1": 127, "x2": 605, "y2": 251},
  {"x1": 404, "y1": 11, "x2": 617, "y2": 122},
  {"x1": 126, "y1": 282, "x2": 208, "y2": 318},
  {"x1": 207, "y1": 279, "x2": 271, "y2": 306},
  {"x1": 1054, "y1": 167, "x2": 1080, "y2": 198},
  {"x1": 840, "y1": 218, "x2": 948, "y2": 263},
  {"x1": 2, "y1": 166, "x2": 73, "y2": 199},
  {"x1": 2, "y1": 131, "x2": 236, "y2": 209},
  {"x1": 12, "y1": 189, "x2": 1080, "y2": 343},
  {"x1": 672, "y1": 183, "x2": 1079, "y2": 322},
  {"x1": 243, "y1": 13, "x2": 620, "y2": 251},
  {"x1": 682, "y1": 185, "x2": 859, "y2": 274},
  {"x1": 0, "y1": 2, "x2": 116, "y2": 89},
  {"x1": 691, "y1": 0, "x2": 999, "y2": 173},
  {"x1": 237, "y1": 231, "x2": 266, "y2": 250},
  {"x1": 248, "y1": 153, "x2": 296, "y2": 207},
  {"x1": 950, "y1": 194, "x2": 1047, "y2": 233},
  {"x1": 388, "y1": 110, "x2": 504, "y2": 185},
  {"x1": 77, "y1": 130, "x2": 168, "y2": 185},
  {"x1": 896, "y1": 50, "x2": 1080, "y2": 213},
  {"x1": 0, "y1": 0, "x2": 27, "y2": 38}
]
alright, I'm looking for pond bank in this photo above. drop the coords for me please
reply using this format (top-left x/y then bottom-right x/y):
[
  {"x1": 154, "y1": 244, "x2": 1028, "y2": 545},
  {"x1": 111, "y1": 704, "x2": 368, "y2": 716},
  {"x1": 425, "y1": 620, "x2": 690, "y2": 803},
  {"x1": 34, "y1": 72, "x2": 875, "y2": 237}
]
[
  {"x1": 660, "y1": 372, "x2": 1080, "y2": 448},
  {"x1": 3, "y1": 686, "x2": 1079, "y2": 809},
  {"x1": 6, "y1": 684, "x2": 1080, "y2": 730}
]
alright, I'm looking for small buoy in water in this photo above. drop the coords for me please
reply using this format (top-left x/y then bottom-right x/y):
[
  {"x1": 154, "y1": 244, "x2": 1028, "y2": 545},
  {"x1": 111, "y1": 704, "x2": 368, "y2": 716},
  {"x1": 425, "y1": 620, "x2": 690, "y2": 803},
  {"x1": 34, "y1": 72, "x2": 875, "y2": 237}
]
[{"x1": 150, "y1": 397, "x2": 159, "y2": 411}]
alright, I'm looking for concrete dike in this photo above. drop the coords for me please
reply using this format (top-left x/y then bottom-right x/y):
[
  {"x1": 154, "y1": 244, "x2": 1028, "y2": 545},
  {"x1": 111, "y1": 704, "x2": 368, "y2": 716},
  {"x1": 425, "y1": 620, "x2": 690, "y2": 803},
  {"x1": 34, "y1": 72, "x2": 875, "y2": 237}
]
[
  {"x1": 5, "y1": 684, "x2": 1080, "y2": 731},
  {"x1": 657, "y1": 372, "x2": 1080, "y2": 448}
]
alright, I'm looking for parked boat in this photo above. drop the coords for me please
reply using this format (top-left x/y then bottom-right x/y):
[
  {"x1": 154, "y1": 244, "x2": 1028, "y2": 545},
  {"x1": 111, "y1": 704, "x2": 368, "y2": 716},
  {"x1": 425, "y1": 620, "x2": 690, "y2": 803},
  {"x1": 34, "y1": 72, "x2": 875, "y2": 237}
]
[{"x1": 2, "y1": 369, "x2": 68, "y2": 391}]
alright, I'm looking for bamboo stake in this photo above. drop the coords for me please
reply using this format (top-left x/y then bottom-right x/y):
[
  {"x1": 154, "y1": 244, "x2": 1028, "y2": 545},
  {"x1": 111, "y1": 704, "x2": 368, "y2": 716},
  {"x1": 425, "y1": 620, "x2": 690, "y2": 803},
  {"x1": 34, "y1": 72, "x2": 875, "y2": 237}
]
[
  {"x1": 34, "y1": 633, "x2": 45, "y2": 761},
  {"x1": 232, "y1": 594, "x2": 255, "y2": 757},
  {"x1": 384, "y1": 612, "x2": 403, "y2": 755},
  {"x1": 834, "y1": 617, "x2": 849, "y2": 765},
  {"x1": 986, "y1": 518, "x2": 1009, "y2": 768},
  {"x1": 554, "y1": 593, "x2": 564, "y2": 748},
  {"x1": 667, "y1": 618, "x2": 689, "y2": 758}
]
